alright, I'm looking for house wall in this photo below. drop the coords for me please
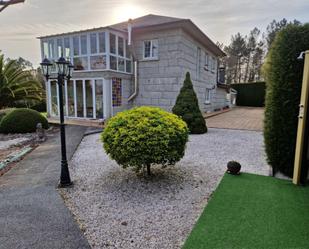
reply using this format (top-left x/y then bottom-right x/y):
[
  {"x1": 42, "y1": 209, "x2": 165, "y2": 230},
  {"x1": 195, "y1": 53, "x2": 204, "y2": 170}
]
[
  {"x1": 132, "y1": 28, "x2": 227, "y2": 113},
  {"x1": 178, "y1": 30, "x2": 227, "y2": 112},
  {"x1": 132, "y1": 28, "x2": 183, "y2": 112}
]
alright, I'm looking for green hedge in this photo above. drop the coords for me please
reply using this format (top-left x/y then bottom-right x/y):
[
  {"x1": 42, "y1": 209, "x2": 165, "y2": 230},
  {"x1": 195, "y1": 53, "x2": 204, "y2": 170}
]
[
  {"x1": 101, "y1": 106, "x2": 189, "y2": 175},
  {"x1": 263, "y1": 23, "x2": 309, "y2": 179},
  {"x1": 0, "y1": 108, "x2": 49, "y2": 133},
  {"x1": 231, "y1": 82, "x2": 266, "y2": 107}
]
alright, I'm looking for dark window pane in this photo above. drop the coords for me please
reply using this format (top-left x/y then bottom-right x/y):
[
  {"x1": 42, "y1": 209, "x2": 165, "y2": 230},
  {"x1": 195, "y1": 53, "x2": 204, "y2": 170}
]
[
  {"x1": 99, "y1": 32, "x2": 106, "y2": 53},
  {"x1": 144, "y1": 40, "x2": 151, "y2": 58},
  {"x1": 110, "y1": 33, "x2": 116, "y2": 54},
  {"x1": 118, "y1": 37, "x2": 124, "y2": 56},
  {"x1": 73, "y1": 36, "x2": 79, "y2": 56},
  {"x1": 90, "y1": 33, "x2": 97, "y2": 54},
  {"x1": 126, "y1": 60, "x2": 132, "y2": 73},
  {"x1": 81, "y1": 35, "x2": 87, "y2": 55}
]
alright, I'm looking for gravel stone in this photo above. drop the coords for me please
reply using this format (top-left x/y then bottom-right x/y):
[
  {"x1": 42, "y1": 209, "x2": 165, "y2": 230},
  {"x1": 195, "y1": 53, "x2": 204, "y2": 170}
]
[{"x1": 61, "y1": 128, "x2": 270, "y2": 249}]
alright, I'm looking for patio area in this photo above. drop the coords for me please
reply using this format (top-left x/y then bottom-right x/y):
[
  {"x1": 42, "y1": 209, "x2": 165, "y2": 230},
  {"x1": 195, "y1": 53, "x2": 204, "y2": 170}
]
[{"x1": 206, "y1": 107, "x2": 264, "y2": 131}]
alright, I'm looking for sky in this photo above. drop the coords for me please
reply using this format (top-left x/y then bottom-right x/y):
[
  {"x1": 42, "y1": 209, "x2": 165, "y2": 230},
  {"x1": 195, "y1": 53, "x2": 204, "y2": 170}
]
[{"x1": 0, "y1": 0, "x2": 308, "y2": 67}]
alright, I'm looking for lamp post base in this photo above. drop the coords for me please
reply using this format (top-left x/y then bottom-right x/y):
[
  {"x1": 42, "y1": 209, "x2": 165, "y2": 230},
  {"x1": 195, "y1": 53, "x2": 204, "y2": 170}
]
[{"x1": 58, "y1": 181, "x2": 73, "y2": 188}]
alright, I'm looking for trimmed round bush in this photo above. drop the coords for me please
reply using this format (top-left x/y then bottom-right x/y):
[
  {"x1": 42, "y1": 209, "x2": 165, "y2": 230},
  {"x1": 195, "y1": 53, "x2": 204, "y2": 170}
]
[
  {"x1": 263, "y1": 23, "x2": 309, "y2": 178},
  {"x1": 0, "y1": 108, "x2": 49, "y2": 133},
  {"x1": 101, "y1": 106, "x2": 189, "y2": 175},
  {"x1": 0, "y1": 108, "x2": 15, "y2": 123}
]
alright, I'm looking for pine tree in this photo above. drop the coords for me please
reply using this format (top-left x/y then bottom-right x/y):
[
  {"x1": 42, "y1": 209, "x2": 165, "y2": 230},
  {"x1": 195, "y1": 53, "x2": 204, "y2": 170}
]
[{"x1": 172, "y1": 72, "x2": 207, "y2": 134}]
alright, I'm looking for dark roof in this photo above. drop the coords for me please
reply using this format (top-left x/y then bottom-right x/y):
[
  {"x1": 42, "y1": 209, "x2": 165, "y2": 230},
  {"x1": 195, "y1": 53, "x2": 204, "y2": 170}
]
[{"x1": 38, "y1": 14, "x2": 225, "y2": 56}]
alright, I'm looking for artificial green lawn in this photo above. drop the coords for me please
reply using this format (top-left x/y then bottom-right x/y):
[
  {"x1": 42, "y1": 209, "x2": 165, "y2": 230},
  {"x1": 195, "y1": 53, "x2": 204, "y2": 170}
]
[{"x1": 183, "y1": 173, "x2": 309, "y2": 249}]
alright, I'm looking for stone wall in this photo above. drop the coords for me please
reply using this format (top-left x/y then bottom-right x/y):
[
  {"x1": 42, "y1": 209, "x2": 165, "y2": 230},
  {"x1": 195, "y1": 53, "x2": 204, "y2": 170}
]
[{"x1": 131, "y1": 28, "x2": 227, "y2": 113}]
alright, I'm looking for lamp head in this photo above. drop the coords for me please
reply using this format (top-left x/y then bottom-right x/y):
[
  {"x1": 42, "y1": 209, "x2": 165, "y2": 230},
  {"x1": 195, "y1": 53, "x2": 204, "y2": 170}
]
[
  {"x1": 40, "y1": 57, "x2": 53, "y2": 80},
  {"x1": 56, "y1": 56, "x2": 69, "y2": 76}
]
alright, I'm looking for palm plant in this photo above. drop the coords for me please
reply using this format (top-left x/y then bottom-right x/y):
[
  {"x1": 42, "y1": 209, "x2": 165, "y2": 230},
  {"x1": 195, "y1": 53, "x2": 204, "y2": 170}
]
[{"x1": 0, "y1": 53, "x2": 44, "y2": 109}]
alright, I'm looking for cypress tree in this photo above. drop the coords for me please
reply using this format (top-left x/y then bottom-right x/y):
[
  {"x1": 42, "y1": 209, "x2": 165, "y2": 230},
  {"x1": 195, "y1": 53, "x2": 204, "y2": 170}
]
[
  {"x1": 172, "y1": 72, "x2": 207, "y2": 134},
  {"x1": 264, "y1": 23, "x2": 309, "y2": 178}
]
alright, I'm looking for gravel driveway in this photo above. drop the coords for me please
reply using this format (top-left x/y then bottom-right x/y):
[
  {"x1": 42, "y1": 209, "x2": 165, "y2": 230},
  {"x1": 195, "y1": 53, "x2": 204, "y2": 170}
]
[{"x1": 61, "y1": 128, "x2": 270, "y2": 249}]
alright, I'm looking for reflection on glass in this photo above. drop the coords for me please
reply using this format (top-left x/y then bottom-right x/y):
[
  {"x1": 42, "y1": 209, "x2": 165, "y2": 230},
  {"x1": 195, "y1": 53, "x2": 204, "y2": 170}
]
[
  {"x1": 50, "y1": 81, "x2": 58, "y2": 116},
  {"x1": 73, "y1": 57, "x2": 88, "y2": 71},
  {"x1": 43, "y1": 41, "x2": 48, "y2": 58},
  {"x1": 76, "y1": 80, "x2": 84, "y2": 117},
  {"x1": 67, "y1": 80, "x2": 75, "y2": 117},
  {"x1": 90, "y1": 55, "x2": 106, "y2": 70},
  {"x1": 110, "y1": 56, "x2": 117, "y2": 70},
  {"x1": 95, "y1": 80, "x2": 103, "y2": 119},
  {"x1": 85, "y1": 80, "x2": 94, "y2": 118}
]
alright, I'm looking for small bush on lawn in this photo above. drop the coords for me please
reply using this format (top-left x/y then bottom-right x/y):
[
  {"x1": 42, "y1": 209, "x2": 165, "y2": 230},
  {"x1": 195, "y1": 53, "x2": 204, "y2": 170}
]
[
  {"x1": 263, "y1": 23, "x2": 309, "y2": 178},
  {"x1": 172, "y1": 72, "x2": 207, "y2": 134},
  {"x1": 0, "y1": 108, "x2": 14, "y2": 123},
  {"x1": 0, "y1": 108, "x2": 49, "y2": 133},
  {"x1": 101, "y1": 106, "x2": 189, "y2": 175}
]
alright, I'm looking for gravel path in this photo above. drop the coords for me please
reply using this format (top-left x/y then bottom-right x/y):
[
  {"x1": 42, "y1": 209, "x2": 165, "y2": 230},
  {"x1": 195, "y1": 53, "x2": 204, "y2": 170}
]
[{"x1": 61, "y1": 128, "x2": 270, "y2": 249}]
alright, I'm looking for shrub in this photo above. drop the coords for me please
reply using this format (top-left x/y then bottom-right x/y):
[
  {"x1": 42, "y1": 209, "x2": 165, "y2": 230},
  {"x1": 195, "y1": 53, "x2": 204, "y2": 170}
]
[
  {"x1": 0, "y1": 108, "x2": 14, "y2": 123},
  {"x1": 101, "y1": 106, "x2": 189, "y2": 175},
  {"x1": 0, "y1": 108, "x2": 49, "y2": 133},
  {"x1": 263, "y1": 23, "x2": 309, "y2": 178},
  {"x1": 172, "y1": 72, "x2": 207, "y2": 134},
  {"x1": 231, "y1": 82, "x2": 266, "y2": 107}
]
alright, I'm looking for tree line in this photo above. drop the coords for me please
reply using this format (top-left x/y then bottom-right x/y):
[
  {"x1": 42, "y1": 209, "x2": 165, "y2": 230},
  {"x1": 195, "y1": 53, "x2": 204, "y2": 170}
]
[{"x1": 220, "y1": 18, "x2": 301, "y2": 84}]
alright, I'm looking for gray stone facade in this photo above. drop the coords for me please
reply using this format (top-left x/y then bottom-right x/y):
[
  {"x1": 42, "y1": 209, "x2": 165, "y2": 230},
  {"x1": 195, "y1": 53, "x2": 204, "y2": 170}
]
[{"x1": 131, "y1": 28, "x2": 228, "y2": 113}]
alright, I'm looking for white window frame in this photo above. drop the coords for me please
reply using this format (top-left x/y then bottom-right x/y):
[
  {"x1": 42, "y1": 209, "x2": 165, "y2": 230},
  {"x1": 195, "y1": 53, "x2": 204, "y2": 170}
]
[{"x1": 143, "y1": 39, "x2": 159, "y2": 60}]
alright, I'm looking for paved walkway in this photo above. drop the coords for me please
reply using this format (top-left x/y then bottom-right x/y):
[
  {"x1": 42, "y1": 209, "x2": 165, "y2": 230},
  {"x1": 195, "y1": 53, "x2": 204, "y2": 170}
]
[
  {"x1": 0, "y1": 126, "x2": 91, "y2": 249},
  {"x1": 206, "y1": 107, "x2": 264, "y2": 131}
]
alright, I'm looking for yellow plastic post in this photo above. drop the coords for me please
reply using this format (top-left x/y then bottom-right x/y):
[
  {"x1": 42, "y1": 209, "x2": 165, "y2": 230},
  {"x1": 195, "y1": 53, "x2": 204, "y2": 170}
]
[{"x1": 293, "y1": 51, "x2": 309, "y2": 185}]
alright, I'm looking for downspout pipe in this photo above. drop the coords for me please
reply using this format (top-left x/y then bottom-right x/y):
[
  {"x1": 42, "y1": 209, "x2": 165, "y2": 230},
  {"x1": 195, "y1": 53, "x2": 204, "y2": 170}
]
[{"x1": 127, "y1": 19, "x2": 138, "y2": 102}]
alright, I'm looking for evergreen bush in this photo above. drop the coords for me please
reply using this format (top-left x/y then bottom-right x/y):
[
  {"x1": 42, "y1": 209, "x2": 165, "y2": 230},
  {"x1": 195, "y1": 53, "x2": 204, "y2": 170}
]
[
  {"x1": 101, "y1": 106, "x2": 189, "y2": 175},
  {"x1": 0, "y1": 108, "x2": 48, "y2": 133},
  {"x1": 263, "y1": 23, "x2": 309, "y2": 177},
  {"x1": 172, "y1": 72, "x2": 207, "y2": 134}
]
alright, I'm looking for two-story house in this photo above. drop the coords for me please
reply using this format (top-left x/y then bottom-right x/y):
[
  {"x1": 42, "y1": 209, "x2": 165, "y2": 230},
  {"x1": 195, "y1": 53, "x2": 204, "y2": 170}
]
[{"x1": 38, "y1": 14, "x2": 227, "y2": 121}]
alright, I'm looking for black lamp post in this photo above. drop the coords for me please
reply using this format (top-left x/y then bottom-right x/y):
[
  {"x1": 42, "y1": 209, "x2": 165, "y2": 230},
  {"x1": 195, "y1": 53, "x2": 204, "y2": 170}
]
[{"x1": 41, "y1": 57, "x2": 74, "y2": 188}]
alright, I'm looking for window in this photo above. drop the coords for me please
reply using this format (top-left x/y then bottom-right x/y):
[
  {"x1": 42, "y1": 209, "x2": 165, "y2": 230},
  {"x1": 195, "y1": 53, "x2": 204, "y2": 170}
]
[
  {"x1": 73, "y1": 36, "x2": 79, "y2": 56},
  {"x1": 90, "y1": 33, "x2": 97, "y2": 54},
  {"x1": 98, "y1": 32, "x2": 106, "y2": 53},
  {"x1": 211, "y1": 56, "x2": 216, "y2": 72},
  {"x1": 110, "y1": 33, "x2": 116, "y2": 54},
  {"x1": 118, "y1": 58, "x2": 125, "y2": 72},
  {"x1": 118, "y1": 37, "x2": 124, "y2": 57},
  {"x1": 57, "y1": 38, "x2": 63, "y2": 58},
  {"x1": 90, "y1": 55, "x2": 106, "y2": 70},
  {"x1": 110, "y1": 56, "x2": 117, "y2": 70},
  {"x1": 43, "y1": 41, "x2": 49, "y2": 58},
  {"x1": 73, "y1": 57, "x2": 88, "y2": 71},
  {"x1": 197, "y1": 47, "x2": 201, "y2": 80},
  {"x1": 143, "y1": 39, "x2": 158, "y2": 59},
  {"x1": 205, "y1": 53, "x2": 209, "y2": 71},
  {"x1": 205, "y1": 89, "x2": 211, "y2": 104},
  {"x1": 81, "y1": 35, "x2": 87, "y2": 55},
  {"x1": 64, "y1": 37, "x2": 70, "y2": 59}
]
